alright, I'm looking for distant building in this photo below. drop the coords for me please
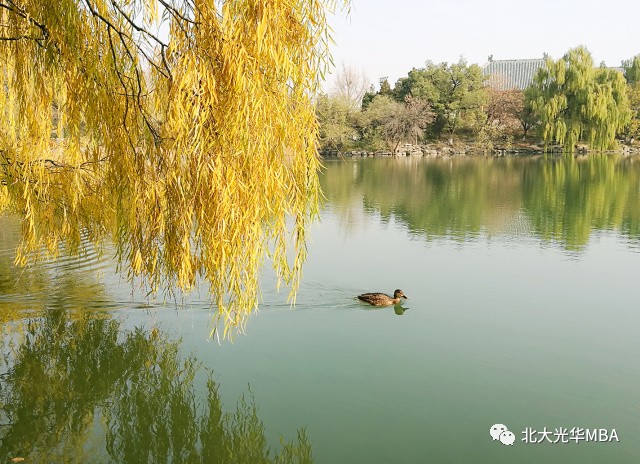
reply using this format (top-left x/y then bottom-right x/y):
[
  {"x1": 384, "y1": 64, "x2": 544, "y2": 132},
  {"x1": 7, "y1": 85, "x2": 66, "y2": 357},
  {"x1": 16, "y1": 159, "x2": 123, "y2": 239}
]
[
  {"x1": 482, "y1": 56, "x2": 545, "y2": 91},
  {"x1": 606, "y1": 66, "x2": 625, "y2": 74},
  {"x1": 482, "y1": 56, "x2": 626, "y2": 91}
]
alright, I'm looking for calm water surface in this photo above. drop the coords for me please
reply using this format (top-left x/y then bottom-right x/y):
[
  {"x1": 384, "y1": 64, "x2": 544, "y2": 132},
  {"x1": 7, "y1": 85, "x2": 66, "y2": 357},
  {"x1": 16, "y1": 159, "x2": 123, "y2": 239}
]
[{"x1": 1, "y1": 155, "x2": 639, "y2": 463}]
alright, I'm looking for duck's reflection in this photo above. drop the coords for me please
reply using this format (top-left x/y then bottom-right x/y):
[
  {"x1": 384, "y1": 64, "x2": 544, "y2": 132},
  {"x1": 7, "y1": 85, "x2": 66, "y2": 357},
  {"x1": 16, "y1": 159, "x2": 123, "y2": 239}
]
[{"x1": 394, "y1": 305, "x2": 408, "y2": 316}]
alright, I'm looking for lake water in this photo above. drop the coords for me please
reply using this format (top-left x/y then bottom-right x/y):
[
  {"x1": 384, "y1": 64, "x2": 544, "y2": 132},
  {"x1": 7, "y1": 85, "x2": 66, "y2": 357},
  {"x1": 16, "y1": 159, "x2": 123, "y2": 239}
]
[{"x1": 1, "y1": 155, "x2": 639, "y2": 463}]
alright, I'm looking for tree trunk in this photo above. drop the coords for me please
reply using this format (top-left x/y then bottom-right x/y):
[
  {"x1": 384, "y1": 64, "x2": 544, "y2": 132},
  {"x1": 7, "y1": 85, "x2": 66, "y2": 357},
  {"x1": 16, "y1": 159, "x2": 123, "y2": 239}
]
[{"x1": 393, "y1": 140, "x2": 401, "y2": 155}]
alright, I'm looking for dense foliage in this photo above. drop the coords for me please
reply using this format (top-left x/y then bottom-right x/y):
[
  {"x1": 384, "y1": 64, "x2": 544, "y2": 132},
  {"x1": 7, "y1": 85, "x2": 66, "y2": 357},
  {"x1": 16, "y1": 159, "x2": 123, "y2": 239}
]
[
  {"x1": 0, "y1": 0, "x2": 344, "y2": 335},
  {"x1": 393, "y1": 59, "x2": 487, "y2": 141},
  {"x1": 318, "y1": 59, "x2": 486, "y2": 150}
]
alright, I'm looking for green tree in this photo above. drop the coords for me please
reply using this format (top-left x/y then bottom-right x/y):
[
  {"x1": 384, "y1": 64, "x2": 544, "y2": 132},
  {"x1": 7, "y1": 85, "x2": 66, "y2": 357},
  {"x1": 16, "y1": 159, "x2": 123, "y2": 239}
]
[
  {"x1": 361, "y1": 84, "x2": 377, "y2": 110},
  {"x1": 518, "y1": 88, "x2": 540, "y2": 140},
  {"x1": 623, "y1": 55, "x2": 640, "y2": 84},
  {"x1": 315, "y1": 93, "x2": 358, "y2": 150},
  {"x1": 393, "y1": 59, "x2": 487, "y2": 142},
  {"x1": 622, "y1": 55, "x2": 640, "y2": 141},
  {"x1": 361, "y1": 78, "x2": 393, "y2": 110},
  {"x1": 379, "y1": 78, "x2": 393, "y2": 97},
  {"x1": 527, "y1": 46, "x2": 630, "y2": 152},
  {"x1": 624, "y1": 83, "x2": 640, "y2": 142},
  {"x1": 356, "y1": 94, "x2": 403, "y2": 149},
  {"x1": 0, "y1": 0, "x2": 346, "y2": 335}
]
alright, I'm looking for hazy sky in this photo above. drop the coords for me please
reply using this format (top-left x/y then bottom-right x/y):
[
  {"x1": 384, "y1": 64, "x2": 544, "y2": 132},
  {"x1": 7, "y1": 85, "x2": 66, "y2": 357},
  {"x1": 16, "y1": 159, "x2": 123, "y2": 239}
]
[{"x1": 326, "y1": 0, "x2": 640, "y2": 90}]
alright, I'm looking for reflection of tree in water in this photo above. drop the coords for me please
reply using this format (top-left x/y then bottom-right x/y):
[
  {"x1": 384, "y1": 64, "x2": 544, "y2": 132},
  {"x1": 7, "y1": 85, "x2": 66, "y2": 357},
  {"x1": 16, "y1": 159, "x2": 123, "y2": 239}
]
[
  {"x1": 322, "y1": 157, "x2": 525, "y2": 239},
  {"x1": 322, "y1": 155, "x2": 640, "y2": 249},
  {"x1": 0, "y1": 215, "x2": 111, "y2": 323},
  {"x1": 522, "y1": 155, "x2": 640, "y2": 248},
  {"x1": 0, "y1": 312, "x2": 312, "y2": 464}
]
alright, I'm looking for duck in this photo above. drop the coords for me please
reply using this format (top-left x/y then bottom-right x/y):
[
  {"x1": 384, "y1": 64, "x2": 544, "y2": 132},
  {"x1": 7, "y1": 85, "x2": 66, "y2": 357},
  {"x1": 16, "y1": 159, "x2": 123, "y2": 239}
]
[{"x1": 357, "y1": 289, "x2": 408, "y2": 306}]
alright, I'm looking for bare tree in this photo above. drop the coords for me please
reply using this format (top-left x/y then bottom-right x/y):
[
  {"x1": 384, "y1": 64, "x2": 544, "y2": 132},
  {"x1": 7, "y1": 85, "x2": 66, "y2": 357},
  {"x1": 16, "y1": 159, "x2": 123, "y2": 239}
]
[
  {"x1": 485, "y1": 89, "x2": 522, "y2": 132},
  {"x1": 381, "y1": 96, "x2": 435, "y2": 152},
  {"x1": 333, "y1": 63, "x2": 370, "y2": 110}
]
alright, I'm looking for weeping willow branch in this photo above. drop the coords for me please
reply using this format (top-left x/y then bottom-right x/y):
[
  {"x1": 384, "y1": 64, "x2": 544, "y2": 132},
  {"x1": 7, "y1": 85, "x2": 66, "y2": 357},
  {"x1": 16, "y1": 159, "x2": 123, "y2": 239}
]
[{"x1": 0, "y1": 0, "x2": 347, "y2": 337}]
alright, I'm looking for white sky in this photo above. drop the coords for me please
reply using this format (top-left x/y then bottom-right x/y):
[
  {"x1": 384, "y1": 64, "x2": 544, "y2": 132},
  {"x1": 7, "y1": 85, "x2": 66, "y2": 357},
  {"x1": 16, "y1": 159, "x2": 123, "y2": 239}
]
[{"x1": 325, "y1": 0, "x2": 640, "y2": 91}]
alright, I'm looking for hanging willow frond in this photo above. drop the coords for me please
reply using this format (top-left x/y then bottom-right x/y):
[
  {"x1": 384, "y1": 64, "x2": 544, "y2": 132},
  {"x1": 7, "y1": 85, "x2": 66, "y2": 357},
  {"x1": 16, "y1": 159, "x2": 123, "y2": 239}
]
[
  {"x1": 527, "y1": 46, "x2": 631, "y2": 152},
  {"x1": 0, "y1": 0, "x2": 347, "y2": 336}
]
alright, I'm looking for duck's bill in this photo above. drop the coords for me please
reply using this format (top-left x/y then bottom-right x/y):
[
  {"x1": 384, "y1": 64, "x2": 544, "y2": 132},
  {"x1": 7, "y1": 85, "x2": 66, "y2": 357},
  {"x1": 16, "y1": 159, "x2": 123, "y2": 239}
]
[{"x1": 403, "y1": 295, "x2": 409, "y2": 299}]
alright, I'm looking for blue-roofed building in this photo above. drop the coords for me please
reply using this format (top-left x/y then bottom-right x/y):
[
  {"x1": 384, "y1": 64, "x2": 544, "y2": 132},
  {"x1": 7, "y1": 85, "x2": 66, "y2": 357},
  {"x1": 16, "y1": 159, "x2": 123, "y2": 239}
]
[
  {"x1": 482, "y1": 56, "x2": 626, "y2": 91},
  {"x1": 607, "y1": 66, "x2": 625, "y2": 74},
  {"x1": 482, "y1": 57, "x2": 545, "y2": 90}
]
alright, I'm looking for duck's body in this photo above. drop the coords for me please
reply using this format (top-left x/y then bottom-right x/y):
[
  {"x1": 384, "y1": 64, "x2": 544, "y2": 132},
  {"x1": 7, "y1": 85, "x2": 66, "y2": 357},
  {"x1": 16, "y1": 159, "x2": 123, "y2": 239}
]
[{"x1": 357, "y1": 289, "x2": 408, "y2": 306}]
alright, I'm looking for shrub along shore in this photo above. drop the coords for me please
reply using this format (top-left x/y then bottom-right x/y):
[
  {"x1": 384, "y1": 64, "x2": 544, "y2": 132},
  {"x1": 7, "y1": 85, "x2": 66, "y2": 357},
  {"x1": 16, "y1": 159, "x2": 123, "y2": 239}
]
[{"x1": 319, "y1": 141, "x2": 640, "y2": 158}]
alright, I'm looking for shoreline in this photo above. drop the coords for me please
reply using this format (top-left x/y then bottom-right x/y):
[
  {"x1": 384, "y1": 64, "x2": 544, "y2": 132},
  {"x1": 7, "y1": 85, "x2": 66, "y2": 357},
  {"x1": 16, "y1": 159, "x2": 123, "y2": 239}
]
[{"x1": 319, "y1": 142, "x2": 640, "y2": 158}]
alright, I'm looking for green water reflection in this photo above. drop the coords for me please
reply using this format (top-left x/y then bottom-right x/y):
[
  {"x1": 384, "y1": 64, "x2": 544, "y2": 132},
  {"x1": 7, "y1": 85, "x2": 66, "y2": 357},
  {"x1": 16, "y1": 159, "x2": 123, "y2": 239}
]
[
  {"x1": 0, "y1": 310, "x2": 312, "y2": 463},
  {"x1": 322, "y1": 154, "x2": 640, "y2": 248}
]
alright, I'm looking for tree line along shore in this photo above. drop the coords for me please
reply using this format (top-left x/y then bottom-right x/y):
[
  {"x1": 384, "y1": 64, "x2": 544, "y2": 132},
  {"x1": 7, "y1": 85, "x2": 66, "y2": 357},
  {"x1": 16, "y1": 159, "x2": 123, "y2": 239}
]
[{"x1": 317, "y1": 46, "x2": 640, "y2": 156}]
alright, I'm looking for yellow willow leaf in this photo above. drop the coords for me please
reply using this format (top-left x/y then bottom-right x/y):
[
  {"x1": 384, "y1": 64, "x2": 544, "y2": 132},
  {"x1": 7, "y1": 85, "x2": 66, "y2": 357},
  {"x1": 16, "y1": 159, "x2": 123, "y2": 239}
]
[{"x1": 132, "y1": 249, "x2": 143, "y2": 274}]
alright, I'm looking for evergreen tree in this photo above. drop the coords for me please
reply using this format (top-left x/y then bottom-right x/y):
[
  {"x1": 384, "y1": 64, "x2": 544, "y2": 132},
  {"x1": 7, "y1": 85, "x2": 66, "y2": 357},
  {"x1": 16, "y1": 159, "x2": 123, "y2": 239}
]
[
  {"x1": 392, "y1": 59, "x2": 487, "y2": 141},
  {"x1": 361, "y1": 78, "x2": 393, "y2": 110},
  {"x1": 361, "y1": 84, "x2": 377, "y2": 109},
  {"x1": 623, "y1": 55, "x2": 640, "y2": 84},
  {"x1": 379, "y1": 78, "x2": 393, "y2": 96}
]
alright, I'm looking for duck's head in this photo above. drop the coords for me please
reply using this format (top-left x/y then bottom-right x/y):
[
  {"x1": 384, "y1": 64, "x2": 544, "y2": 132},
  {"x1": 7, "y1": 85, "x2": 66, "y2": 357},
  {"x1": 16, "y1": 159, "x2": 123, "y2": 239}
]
[{"x1": 393, "y1": 289, "x2": 408, "y2": 299}]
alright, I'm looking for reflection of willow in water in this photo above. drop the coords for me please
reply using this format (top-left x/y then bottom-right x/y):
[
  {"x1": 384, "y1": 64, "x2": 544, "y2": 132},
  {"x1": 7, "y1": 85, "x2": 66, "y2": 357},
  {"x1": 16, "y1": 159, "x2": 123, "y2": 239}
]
[
  {"x1": 321, "y1": 155, "x2": 640, "y2": 248},
  {"x1": 0, "y1": 215, "x2": 112, "y2": 323},
  {"x1": 522, "y1": 155, "x2": 640, "y2": 248},
  {"x1": 0, "y1": 313, "x2": 312, "y2": 463}
]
